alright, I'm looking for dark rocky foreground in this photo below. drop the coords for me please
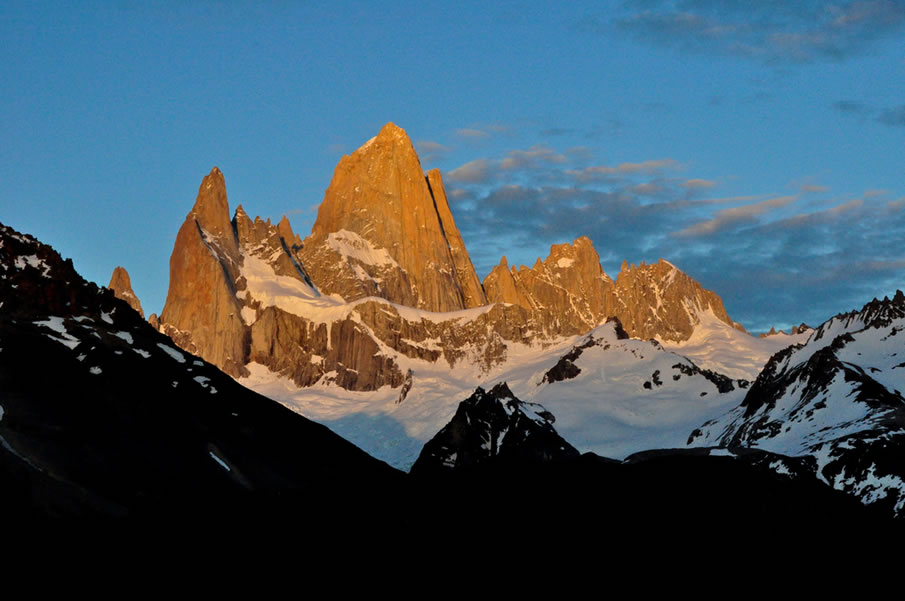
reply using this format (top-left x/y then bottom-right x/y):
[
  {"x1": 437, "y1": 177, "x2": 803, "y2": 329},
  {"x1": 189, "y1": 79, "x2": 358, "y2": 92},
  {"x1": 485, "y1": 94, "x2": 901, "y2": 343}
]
[{"x1": 0, "y1": 221, "x2": 400, "y2": 520}]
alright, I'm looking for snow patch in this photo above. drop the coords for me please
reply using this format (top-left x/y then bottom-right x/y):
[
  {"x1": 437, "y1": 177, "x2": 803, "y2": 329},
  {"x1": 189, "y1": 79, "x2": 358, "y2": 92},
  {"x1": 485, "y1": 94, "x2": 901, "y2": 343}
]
[
  {"x1": 326, "y1": 230, "x2": 400, "y2": 268},
  {"x1": 113, "y1": 331, "x2": 133, "y2": 344},
  {"x1": 665, "y1": 308, "x2": 808, "y2": 380},
  {"x1": 209, "y1": 451, "x2": 231, "y2": 472},
  {"x1": 35, "y1": 317, "x2": 80, "y2": 349},
  {"x1": 709, "y1": 448, "x2": 734, "y2": 457},
  {"x1": 14, "y1": 254, "x2": 50, "y2": 277},
  {"x1": 133, "y1": 348, "x2": 151, "y2": 358},
  {"x1": 556, "y1": 257, "x2": 575, "y2": 269},
  {"x1": 769, "y1": 460, "x2": 791, "y2": 476},
  {"x1": 157, "y1": 343, "x2": 186, "y2": 363},
  {"x1": 240, "y1": 306, "x2": 257, "y2": 325},
  {"x1": 89, "y1": 366, "x2": 102, "y2": 375}
]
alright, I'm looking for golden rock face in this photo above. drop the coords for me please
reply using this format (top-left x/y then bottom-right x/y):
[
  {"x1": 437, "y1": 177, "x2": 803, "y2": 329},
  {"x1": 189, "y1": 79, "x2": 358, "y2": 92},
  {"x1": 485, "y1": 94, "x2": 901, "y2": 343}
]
[
  {"x1": 484, "y1": 242, "x2": 741, "y2": 342},
  {"x1": 108, "y1": 265, "x2": 144, "y2": 318},
  {"x1": 484, "y1": 237, "x2": 618, "y2": 337},
  {"x1": 155, "y1": 126, "x2": 744, "y2": 392},
  {"x1": 159, "y1": 168, "x2": 248, "y2": 378},
  {"x1": 301, "y1": 122, "x2": 486, "y2": 312}
]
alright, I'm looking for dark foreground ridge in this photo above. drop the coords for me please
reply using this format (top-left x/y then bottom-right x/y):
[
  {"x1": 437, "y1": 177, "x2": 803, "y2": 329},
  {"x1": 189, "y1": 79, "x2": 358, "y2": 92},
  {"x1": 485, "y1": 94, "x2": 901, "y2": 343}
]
[{"x1": 0, "y1": 221, "x2": 400, "y2": 519}]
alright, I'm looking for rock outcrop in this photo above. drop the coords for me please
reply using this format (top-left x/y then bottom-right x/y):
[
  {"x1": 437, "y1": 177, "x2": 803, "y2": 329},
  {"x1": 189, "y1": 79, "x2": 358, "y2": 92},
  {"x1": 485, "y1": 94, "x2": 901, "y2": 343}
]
[
  {"x1": 484, "y1": 243, "x2": 743, "y2": 343},
  {"x1": 298, "y1": 122, "x2": 486, "y2": 312},
  {"x1": 0, "y1": 220, "x2": 400, "y2": 517},
  {"x1": 688, "y1": 291, "x2": 905, "y2": 518},
  {"x1": 608, "y1": 259, "x2": 745, "y2": 342},
  {"x1": 759, "y1": 323, "x2": 812, "y2": 338},
  {"x1": 108, "y1": 266, "x2": 144, "y2": 318},
  {"x1": 484, "y1": 236, "x2": 616, "y2": 336}
]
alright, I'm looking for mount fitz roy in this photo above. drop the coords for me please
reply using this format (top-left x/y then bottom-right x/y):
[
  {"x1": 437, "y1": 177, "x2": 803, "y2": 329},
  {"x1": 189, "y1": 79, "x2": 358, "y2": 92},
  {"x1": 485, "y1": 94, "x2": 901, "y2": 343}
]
[
  {"x1": 156, "y1": 122, "x2": 749, "y2": 391},
  {"x1": 2, "y1": 121, "x2": 903, "y2": 520},
  {"x1": 151, "y1": 122, "x2": 777, "y2": 467}
]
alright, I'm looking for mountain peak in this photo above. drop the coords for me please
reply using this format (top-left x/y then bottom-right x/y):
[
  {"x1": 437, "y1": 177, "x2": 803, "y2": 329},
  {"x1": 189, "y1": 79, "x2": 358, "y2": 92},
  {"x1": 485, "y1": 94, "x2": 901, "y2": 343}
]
[
  {"x1": 376, "y1": 121, "x2": 408, "y2": 141},
  {"x1": 191, "y1": 166, "x2": 233, "y2": 244},
  {"x1": 301, "y1": 124, "x2": 485, "y2": 312},
  {"x1": 108, "y1": 266, "x2": 144, "y2": 318}
]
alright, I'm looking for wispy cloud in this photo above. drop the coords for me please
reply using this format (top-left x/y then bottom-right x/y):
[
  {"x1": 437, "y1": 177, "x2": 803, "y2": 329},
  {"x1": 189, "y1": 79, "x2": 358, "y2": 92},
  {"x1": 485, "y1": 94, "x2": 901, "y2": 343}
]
[
  {"x1": 878, "y1": 104, "x2": 905, "y2": 126},
  {"x1": 675, "y1": 194, "x2": 798, "y2": 236},
  {"x1": 456, "y1": 128, "x2": 491, "y2": 139},
  {"x1": 568, "y1": 158, "x2": 681, "y2": 182},
  {"x1": 608, "y1": 1, "x2": 905, "y2": 64},
  {"x1": 444, "y1": 145, "x2": 903, "y2": 330},
  {"x1": 416, "y1": 140, "x2": 453, "y2": 163},
  {"x1": 447, "y1": 159, "x2": 495, "y2": 184},
  {"x1": 682, "y1": 178, "x2": 716, "y2": 190},
  {"x1": 834, "y1": 100, "x2": 905, "y2": 127},
  {"x1": 501, "y1": 145, "x2": 568, "y2": 170}
]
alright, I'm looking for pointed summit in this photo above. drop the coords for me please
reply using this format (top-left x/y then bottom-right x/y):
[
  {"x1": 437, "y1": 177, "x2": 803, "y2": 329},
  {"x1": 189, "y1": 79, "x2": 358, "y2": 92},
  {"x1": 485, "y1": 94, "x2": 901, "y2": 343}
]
[
  {"x1": 108, "y1": 266, "x2": 144, "y2": 318},
  {"x1": 159, "y1": 167, "x2": 247, "y2": 377},
  {"x1": 191, "y1": 167, "x2": 235, "y2": 246},
  {"x1": 301, "y1": 123, "x2": 486, "y2": 312}
]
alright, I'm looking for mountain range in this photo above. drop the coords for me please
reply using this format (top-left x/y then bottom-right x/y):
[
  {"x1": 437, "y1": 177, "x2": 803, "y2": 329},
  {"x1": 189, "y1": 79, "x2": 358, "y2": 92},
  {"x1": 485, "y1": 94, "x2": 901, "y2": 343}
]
[{"x1": 2, "y1": 122, "x2": 902, "y2": 522}]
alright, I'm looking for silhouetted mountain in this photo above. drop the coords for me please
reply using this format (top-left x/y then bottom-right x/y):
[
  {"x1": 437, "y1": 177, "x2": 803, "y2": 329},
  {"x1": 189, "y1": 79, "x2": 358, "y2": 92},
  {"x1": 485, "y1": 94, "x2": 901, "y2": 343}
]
[{"x1": 0, "y1": 221, "x2": 400, "y2": 518}]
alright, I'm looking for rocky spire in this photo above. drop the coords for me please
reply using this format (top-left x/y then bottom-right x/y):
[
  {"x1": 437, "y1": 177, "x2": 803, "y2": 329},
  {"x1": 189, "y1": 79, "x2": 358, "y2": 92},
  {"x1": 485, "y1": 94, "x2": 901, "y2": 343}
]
[
  {"x1": 108, "y1": 266, "x2": 144, "y2": 318},
  {"x1": 300, "y1": 122, "x2": 485, "y2": 312},
  {"x1": 190, "y1": 167, "x2": 238, "y2": 257},
  {"x1": 159, "y1": 167, "x2": 248, "y2": 377}
]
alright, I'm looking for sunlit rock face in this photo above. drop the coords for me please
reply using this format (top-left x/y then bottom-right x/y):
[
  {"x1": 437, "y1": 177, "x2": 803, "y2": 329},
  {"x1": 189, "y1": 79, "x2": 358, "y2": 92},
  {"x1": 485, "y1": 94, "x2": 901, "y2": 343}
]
[
  {"x1": 159, "y1": 167, "x2": 249, "y2": 378},
  {"x1": 483, "y1": 236, "x2": 616, "y2": 337},
  {"x1": 156, "y1": 126, "x2": 746, "y2": 392},
  {"x1": 484, "y1": 242, "x2": 741, "y2": 343},
  {"x1": 108, "y1": 266, "x2": 144, "y2": 318},
  {"x1": 156, "y1": 164, "x2": 531, "y2": 391},
  {"x1": 299, "y1": 122, "x2": 486, "y2": 313},
  {"x1": 607, "y1": 259, "x2": 746, "y2": 343}
]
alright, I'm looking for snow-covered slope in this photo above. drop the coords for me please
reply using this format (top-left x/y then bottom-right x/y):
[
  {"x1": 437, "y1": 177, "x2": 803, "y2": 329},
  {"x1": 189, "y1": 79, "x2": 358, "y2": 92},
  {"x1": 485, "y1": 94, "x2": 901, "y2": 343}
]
[
  {"x1": 244, "y1": 318, "x2": 748, "y2": 470},
  {"x1": 501, "y1": 319, "x2": 749, "y2": 461},
  {"x1": 664, "y1": 308, "x2": 810, "y2": 380},
  {"x1": 688, "y1": 291, "x2": 905, "y2": 516}
]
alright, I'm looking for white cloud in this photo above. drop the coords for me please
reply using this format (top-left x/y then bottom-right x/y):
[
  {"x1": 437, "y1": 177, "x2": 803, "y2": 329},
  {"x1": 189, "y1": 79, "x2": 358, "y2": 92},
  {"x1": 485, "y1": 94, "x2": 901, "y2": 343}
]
[{"x1": 676, "y1": 194, "x2": 798, "y2": 236}]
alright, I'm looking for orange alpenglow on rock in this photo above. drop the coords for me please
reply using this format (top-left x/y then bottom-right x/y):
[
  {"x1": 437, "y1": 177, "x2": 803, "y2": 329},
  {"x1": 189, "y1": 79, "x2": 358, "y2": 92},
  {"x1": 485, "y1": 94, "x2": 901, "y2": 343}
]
[
  {"x1": 108, "y1": 265, "x2": 144, "y2": 318},
  {"x1": 608, "y1": 258, "x2": 746, "y2": 341},
  {"x1": 159, "y1": 167, "x2": 249, "y2": 377},
  {"x1": 152, "y1": 125, "x2": 749, "y2": 392},
  {"x1": 483, "y1": 237, "x2": 616, "y2": 336},
  {"x1": 300, "y1": 122, "x2": 486, "y2": 313}
]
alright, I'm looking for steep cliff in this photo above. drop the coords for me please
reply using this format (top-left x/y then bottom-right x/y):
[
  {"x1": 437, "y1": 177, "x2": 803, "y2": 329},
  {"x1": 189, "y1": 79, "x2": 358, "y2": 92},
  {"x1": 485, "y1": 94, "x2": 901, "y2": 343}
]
[{"x1": 299, "y1": 122, "x2": 486, "y2": 312}]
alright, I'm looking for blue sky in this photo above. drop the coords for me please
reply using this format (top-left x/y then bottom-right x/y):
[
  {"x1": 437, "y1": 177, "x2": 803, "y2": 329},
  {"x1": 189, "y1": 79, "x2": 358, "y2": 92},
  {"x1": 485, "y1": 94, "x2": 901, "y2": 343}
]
[{"x1": 2, "y1": 0, "x2": 903, "y2": 332}]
